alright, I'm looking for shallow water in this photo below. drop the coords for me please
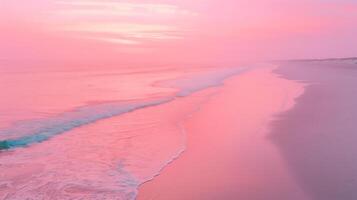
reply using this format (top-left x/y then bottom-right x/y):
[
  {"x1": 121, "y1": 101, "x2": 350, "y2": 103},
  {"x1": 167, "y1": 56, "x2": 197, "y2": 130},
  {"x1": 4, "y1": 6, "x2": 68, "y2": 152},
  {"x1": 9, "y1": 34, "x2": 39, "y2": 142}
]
[{"x1": 0, "y1": 62, "x2": 244, "y2": 199}]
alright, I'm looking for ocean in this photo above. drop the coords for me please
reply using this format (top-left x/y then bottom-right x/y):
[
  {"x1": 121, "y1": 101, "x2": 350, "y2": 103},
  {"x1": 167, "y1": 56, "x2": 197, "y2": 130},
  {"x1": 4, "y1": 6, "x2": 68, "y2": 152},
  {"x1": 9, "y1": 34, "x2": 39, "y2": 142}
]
[{"x1": 0, "y1": 62, "x2": 244, "y2": 199}]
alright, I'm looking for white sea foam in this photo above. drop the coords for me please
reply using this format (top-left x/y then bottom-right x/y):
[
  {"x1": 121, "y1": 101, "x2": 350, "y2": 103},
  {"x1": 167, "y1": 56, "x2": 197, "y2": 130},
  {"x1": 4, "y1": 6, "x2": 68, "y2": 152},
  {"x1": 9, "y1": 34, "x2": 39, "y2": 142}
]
[
  {"x1": 161, "y1": 67, "x2": 246, "y2": 96},
  {"x1": 0, "y1": 98, "x2": 172, "y2": 149}
]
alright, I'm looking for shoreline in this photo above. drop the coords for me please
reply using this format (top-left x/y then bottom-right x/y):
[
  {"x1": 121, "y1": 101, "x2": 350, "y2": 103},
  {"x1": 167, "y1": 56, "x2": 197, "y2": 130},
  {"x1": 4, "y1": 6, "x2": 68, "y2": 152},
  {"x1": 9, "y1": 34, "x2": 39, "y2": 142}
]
[
  {"x1": 137, "y1": 65, "x2": 308, "y2": 200},
  {"x1": 3, "y1": 61, "x2": 355, "y2": 199}
]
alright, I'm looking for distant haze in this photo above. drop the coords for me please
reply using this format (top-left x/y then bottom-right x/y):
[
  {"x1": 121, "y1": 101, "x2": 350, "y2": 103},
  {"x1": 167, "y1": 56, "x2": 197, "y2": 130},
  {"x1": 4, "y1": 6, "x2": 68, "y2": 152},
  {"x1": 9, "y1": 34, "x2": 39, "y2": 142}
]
[{"x1": 1, "y1": 0, "x2": 357, "y2": 67}]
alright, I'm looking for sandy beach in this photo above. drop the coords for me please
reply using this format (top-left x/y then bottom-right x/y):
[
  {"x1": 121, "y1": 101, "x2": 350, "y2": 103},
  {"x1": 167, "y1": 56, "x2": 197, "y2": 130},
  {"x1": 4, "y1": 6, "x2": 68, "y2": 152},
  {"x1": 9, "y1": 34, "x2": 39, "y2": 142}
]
[
  {"x1": 270, "y1": 60, "x2": 357, "y2": 200},
  {"x1": 137, "y1": 65, "x2": 309, "y2": 200},
  {"x1": 137, "y1": 60, "x2": 357, "y2": 200}
]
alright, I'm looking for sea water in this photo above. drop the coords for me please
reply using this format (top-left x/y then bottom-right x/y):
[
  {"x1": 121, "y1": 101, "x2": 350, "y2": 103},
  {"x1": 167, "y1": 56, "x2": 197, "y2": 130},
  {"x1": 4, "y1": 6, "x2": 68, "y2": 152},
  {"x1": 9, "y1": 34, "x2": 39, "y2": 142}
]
[{"x1": 0, "y1": 61, "x2": 245, "y2": 199}]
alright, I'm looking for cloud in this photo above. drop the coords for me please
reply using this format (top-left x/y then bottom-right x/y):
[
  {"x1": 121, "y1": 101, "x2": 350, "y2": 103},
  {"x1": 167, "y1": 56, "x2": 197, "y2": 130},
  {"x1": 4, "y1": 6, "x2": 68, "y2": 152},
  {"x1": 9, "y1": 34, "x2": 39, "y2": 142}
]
[{"x1": 46, "y1": 0, "x2": 195, "y2": 45}]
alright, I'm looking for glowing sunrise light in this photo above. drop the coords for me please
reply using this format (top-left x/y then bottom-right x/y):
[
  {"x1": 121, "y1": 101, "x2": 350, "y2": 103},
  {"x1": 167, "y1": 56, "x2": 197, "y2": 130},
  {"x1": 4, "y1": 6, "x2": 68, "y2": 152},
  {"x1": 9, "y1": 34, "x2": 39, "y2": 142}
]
[
  {"x1": 46, "y1": 0, "x2": 194, "y2": 45},
  {"x1": 54, "y1": 0, "x2": 196, "y2": 17},
  {"x1": 59, "y1": 23, "x2": 181, "y2": 40}
]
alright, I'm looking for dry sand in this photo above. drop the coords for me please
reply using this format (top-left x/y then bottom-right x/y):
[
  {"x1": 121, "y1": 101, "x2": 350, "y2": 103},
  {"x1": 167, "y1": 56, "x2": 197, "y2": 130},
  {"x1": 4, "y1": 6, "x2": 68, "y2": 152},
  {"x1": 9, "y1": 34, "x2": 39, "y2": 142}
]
[{"x1": 270, "y1": 61, "x2": 357, "y2": 200}]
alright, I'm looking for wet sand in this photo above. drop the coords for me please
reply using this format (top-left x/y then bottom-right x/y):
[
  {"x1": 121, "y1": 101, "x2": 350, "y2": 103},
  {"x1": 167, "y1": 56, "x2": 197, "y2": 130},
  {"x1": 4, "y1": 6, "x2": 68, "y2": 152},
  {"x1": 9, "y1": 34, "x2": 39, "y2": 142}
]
[{"x1": 137, "y1": 65, "x2": 309, "y2": 200}]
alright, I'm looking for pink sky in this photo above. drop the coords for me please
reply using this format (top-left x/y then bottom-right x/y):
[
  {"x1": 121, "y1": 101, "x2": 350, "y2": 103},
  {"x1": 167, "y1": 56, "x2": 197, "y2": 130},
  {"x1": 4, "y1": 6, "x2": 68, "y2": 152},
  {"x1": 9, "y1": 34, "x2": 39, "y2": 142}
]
[{"x1": 1, "y1": 0, "x2": 357, "y2": 66}]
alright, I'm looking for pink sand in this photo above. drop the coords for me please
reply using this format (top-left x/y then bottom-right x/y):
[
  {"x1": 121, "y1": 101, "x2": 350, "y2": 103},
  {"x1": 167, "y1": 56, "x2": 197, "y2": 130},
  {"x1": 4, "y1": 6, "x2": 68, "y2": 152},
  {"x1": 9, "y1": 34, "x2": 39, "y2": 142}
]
[{"x1": 137, "y1": 65, "x2": 309, "y2": 199}]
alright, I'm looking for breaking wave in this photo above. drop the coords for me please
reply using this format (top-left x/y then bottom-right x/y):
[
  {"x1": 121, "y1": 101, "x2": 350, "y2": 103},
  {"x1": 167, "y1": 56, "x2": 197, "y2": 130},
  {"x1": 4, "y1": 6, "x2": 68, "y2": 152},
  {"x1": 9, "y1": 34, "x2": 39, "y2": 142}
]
[{"x1": 0, "y1": 67, "x2": 245, "y2": 150}]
